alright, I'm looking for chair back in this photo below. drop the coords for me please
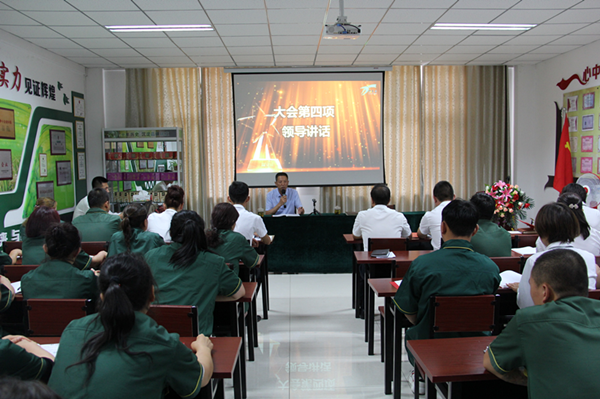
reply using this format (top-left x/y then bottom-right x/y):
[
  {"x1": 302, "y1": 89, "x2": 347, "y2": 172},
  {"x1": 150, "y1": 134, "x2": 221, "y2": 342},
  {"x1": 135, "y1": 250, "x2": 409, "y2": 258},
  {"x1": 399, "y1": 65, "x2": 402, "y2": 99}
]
[
  {"x1": 368, "y1": 238, "x2": 407, "y2": 252},
  {"x1": 3, "y1": 241, "x2": 22, "y2": 253},
  {"x1": 147, "y1": 305, "x2": 198, "y2": 336},
  {"x1": 515, "y1": 234, "x2": 538, "y2": 248},
  {"x1": 81, "y1": 241, "x2": 108, "y2": 255},
  {"x1": 429, "y1": 295, "x2": 497, "y2": 338},
  {"x1": 27, "y1": 298, "x2": 92, "y2": 336},
  {"x1": 589, "y1": 289, "x2": 600, "y2": 300},
  {"x1": 4, "y1": 265, "x2": 39, "y2": 282},
  {"x1": 490, "y1": 257, "x2": 524, "y2": 273}
]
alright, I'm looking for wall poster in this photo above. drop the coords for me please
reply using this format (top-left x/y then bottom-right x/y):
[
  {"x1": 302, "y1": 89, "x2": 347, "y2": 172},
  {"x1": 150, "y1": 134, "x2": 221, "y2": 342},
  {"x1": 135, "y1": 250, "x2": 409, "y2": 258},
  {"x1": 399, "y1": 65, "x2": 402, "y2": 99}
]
[
  {"x1": 0, "y1": 107, "x2": 15, "y2": 139},
  {"x1": 564, "y1": 85, "x2": 600, "y2": 177},
  {"x1": 56, "y1": 160, "x2": 72, "y2": 186},
  {"x1": 0, "y1": 150, "x2": 12, "y2": 180},
  {"x1": 50, "y1": 129, "x2": 66, "y2": 155}
]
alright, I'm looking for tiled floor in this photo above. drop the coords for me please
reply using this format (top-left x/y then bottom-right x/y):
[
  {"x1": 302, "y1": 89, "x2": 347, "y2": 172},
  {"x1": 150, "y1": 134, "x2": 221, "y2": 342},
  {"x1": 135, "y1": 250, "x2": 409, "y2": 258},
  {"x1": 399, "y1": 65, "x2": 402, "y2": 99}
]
[{"x1": 224, "y1": 273, "x2": 416, "y2": 398}]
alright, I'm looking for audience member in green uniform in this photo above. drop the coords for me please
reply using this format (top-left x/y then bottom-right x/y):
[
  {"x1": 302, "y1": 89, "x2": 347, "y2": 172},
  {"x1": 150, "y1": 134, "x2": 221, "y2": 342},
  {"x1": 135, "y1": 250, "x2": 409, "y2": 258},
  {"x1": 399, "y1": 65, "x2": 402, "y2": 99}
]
[
  {"x1": 0, "y1": 274, "x2": 15, "y2": 336},
  {"x1": 206, "y1": 202, "x2": 259, "y2": 276},
  {"x1": 0, "y1": 336, "x2": 55, "y2": 383},
  {"x1": 145, "y1": 210, "x2": 245, "y2": 335},
  {"x1": 469, "y1": 192, "x2": 512, "y2": 257},
  {"x1": 108, "y1": 203, "x2": 164, "y2": 257},
  {"x1": 48, "y1": 253, "x2": 214, "y2": 398},
  {"x1": 21, "y1": 223, "x2": 99, "y2": 300},
  {"x1": 72, "y1": 188, "x2": 121, "y2": 242},
  {"x1": 18, "y1": 196, "x2": 57, "y2": 240},
  {"x1": 22, "y1": 206, "x2": 106, "y2": 270},
  {"x1": 484, "y1": 249, "x2": 600, "y2": 398},
  {"x1": 0, "y1": 248, "x2": 21, "y2": 272}
]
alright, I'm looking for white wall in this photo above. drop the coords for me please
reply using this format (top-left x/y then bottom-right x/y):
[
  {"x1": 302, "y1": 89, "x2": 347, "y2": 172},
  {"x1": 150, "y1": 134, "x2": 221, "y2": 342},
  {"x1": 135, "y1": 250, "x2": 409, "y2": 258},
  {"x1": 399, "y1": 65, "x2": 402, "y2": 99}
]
[{"x1": 514, "y1": 39, "x2": 600, "y2": 221}]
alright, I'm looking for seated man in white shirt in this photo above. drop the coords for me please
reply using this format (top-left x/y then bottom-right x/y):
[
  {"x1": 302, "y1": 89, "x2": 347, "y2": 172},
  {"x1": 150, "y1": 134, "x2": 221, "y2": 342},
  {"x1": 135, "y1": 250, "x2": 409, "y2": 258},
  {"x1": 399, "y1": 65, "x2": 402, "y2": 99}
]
[
  {"x1": 561, "y1": 183, "x2": 600, "y2": 231},
  {"x1": 352, "y1": 184, "x2": 412, "y2": 251},
  {"x1": 228, "y1": 181, "x2": 271, "y2": 246},
  {"x1": 72, "y1": 176, "x2": 119, "y2": 220},
  {"x1": 417, "y1": 180, "x2": 455, "y2": 250}
]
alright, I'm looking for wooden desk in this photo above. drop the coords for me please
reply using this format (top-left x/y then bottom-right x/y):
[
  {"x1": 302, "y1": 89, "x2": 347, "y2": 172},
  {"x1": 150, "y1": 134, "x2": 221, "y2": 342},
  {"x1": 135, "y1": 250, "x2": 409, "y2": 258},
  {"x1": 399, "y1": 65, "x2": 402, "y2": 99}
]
[
  {"x1": 343, "y1": 234, "x2": 363, "y2": 316},
  {"x1": 35, "y1": 336, "x2": 243, "y2": 399},
  {"x1": 240, "y1": 254, "x2": 268, "y2": 320},
  {"x1": 407, "y1": 336, "x2": 527, "y2": 399}
]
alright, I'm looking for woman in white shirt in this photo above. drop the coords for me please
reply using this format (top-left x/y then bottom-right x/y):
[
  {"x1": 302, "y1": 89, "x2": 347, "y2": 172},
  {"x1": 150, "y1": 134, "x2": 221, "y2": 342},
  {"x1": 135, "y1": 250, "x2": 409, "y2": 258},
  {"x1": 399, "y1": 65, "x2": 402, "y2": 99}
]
[
  {"x1": 147, "y1": 185, "x2": 184, "y2": 243},
  {"x1": 516, "y1": 202, "x2": 598, "y2": 309},
  {"x1": 535, "y1": 193, "x2": 600, "y2": 256}
]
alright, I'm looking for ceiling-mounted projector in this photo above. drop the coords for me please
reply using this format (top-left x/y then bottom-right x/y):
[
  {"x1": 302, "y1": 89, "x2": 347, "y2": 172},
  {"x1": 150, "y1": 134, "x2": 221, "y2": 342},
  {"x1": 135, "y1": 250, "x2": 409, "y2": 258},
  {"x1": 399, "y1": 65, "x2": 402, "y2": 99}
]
[{"x1": 323, "y1": 0, "x2": 361, "y2": 40}]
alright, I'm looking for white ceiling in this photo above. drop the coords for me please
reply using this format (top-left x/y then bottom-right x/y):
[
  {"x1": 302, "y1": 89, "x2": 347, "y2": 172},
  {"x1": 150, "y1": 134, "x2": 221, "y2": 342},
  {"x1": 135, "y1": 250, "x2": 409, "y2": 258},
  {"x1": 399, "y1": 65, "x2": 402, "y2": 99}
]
[{"x1": 1, "y1": 0, "x2": 600, "y2": 69}]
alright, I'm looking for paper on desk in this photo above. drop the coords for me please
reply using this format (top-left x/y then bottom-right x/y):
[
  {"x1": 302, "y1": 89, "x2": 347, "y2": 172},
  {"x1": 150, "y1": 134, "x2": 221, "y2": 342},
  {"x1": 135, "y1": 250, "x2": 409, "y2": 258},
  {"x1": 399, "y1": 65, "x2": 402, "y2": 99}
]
[
  {"x1": 499, "y1": 270, "x2": 522, "y2": 288},
  {"x1": 508, "y1": 230, "x2": 522, "y2": 235},
  {"x1": 511, "y1": 246, "x2": 536, "y2": 256},
  {"x1": 273, "y1": 214, "x2": 300, "y2": 217},
  {"x1": 11, "y1": 281, "x2": 21, "y2": 294},
  {"x1": 387, "y1": 252, "x2": 396, "y2": 258},
  {"x1": 40, "y1": 343, "x2": 60, "y2": 357},
  {"x1": 390, "y1": 279, "x2": 403, "y2": 289}
]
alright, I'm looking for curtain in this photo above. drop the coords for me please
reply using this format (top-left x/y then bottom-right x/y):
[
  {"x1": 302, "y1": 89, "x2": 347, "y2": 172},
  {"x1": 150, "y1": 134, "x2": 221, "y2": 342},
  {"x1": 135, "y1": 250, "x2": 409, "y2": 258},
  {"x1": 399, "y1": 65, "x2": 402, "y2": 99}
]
[
  {"x1": 125, "y1": 65, "x2": 506, "y2": 215},
  {"x1": 125, "y1": 68, "x2": 205, "y2": 216}
]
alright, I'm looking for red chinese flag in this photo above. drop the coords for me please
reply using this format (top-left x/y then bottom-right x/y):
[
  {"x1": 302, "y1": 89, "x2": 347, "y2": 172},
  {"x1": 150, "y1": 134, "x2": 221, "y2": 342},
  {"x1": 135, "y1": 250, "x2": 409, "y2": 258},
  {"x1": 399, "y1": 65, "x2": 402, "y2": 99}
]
[{"x1": 553, "y1": 117, "x2": 573, "y2": 192}]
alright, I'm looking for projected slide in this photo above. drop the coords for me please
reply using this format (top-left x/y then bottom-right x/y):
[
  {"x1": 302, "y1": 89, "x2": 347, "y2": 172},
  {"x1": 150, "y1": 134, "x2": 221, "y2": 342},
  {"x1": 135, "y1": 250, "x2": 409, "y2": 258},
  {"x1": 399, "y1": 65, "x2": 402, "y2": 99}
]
[{"x1": 233, "y1": 72, "x2": 385, "y2": 187}]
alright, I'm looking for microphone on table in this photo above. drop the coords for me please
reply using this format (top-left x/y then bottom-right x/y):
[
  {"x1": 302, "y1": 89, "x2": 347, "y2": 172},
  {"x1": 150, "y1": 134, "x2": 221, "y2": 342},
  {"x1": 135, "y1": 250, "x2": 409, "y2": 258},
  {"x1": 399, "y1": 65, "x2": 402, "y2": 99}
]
[
  {"x1": 282, "y1": 189, "x2": 286, "y2": 208},
  {"x1": 312, "y1": 198, "x2": 317, "y2": 206}
]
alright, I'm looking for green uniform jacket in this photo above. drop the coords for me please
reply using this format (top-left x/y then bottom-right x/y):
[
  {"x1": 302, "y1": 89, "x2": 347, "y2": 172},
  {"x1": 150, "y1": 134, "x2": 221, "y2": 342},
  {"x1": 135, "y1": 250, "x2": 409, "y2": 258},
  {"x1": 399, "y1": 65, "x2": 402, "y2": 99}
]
[
  {"x1": 72, "y1": 208, "x2": 121, "y2": 242},
  {"x1": 0, "y1": 339, "x2": 53, "y2": 382},
  {"x1": 210, "y1": 230, "x2": 259, "y2": 276},
  {"x1": 489, "y1": 296, "x2": 600, "y2": 399},
  {"x1": 393, "y1": 239, "x2": 500, "y2": 342},
  {"x1": 145, "y1": 243, "x2": 243, "y2": 335},
  {"x1": 22, "y1": 236, "x2": 91, "y2": 270},
  {"x1": 21, "y1": 259, "x2": 98, "y2": 300},
  {"x1": 0, "y1": 284, "x2": 14, "y2": 336},
  {"x1": 0, "y1": 250, "x2": 12, "y2": 267},
  {"x1": 108, "y1": 228, "x2": 164, "y2": 257},
  {"x1": 49, "y1": 312, "x2": 203, "y2": 399},
  {"x1": 470, "y1": 219, "x2": 513, "y2": 257}
]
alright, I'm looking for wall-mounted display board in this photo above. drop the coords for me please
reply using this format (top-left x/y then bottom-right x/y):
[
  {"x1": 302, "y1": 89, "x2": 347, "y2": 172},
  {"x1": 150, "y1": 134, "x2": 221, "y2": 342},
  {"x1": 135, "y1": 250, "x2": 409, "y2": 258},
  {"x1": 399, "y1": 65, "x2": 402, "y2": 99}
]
[
  {"x1": 102, "y1": 128, "x2": 183, "y2": 210},
  {"x1": 565, "y1": 85, "x2": 600, "y2": 176}
]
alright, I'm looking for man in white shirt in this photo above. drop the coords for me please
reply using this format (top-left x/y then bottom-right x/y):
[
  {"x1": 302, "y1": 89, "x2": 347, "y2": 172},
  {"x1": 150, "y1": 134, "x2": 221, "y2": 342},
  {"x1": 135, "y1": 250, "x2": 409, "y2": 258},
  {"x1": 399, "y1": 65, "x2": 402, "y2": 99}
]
[
  {"x1": 72, "y1": 176, "x2": 112, "y2": 220},
  {"x1": 229, "y1": 181, "x2": 271, "y2": 246},
  {"x1": 417, "y1": 180, "x2": 455, "y2": 250},
  {"x1": 352, "y1": 184, "x2": 412, "y2": 251},
  {"x1": 561, "y1": 183, "x2": 600, "y2": 231}
]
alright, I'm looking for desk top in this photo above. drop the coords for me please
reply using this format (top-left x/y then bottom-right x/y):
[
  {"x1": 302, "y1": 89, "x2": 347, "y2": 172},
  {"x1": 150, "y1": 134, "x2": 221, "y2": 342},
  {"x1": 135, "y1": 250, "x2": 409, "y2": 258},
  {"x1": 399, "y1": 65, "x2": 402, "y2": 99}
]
[
  {"x1": 407, "y1": 336, "x2": 496, "y2": 384},
  {"x1": 344, "y1": 232, "x2": 430, "y2": 246},
  {"x1": 354, "y1": 250, "x2": 432, "y2": 264},
  {"x1": 239, "y1": 282, "x2": 257, "y2": 303},
  {"x1": 34, "y1": 336, "x2": 242, "y2": 380},
  {"x1": 368, "y1": 278, "x2": 398, "y2": 297}
]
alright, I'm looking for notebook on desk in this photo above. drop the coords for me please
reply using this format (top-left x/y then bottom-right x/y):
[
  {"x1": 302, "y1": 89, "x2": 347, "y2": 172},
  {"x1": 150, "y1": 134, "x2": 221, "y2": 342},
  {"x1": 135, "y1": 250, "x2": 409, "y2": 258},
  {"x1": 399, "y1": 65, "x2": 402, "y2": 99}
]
[{"x1": 371, "y1": 249, "x2": 390, "y2": 258}]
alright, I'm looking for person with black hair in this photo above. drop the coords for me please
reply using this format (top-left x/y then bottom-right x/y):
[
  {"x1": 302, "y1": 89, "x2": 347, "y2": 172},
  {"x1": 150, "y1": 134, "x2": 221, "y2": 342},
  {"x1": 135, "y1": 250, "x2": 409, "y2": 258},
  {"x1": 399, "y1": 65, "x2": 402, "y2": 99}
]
[
  {"x1": 561, "y1": 182, "x2": 600, "y2": 230},
  {"x1": 206, "y1": 203, "x2": 260, "y2": 276},
  {"x1": 228, "y1": 181, "x2": 271, "y2": 245},
  {"x1": 352, "y1": 184, "x2": 411, "y2": 251},
  {"x1": 513, "y1": 202, "x2": 598, "y2": 309},
  {"x1": 469, "y1": 192, "x2": 512, "y2": 257},
  {"x1": 108, "y1": 203, "x2": 164, "y2": 257},
  {"x1": 0, "y1": 377, "x2": 62, "y2": 399},
  {"x1": 484, "y1": 249, "x2": 600, "y2": 398},
  {"x1": 265, "y1": 172, "x2": 304, "y2": 215},
  {"x1": 22, "y1": 206, "x2": 106, "y2": 270},
  {"x1": 147, "y1": 185, "x2": 185, "y2": 243},
  {"x1": 417, "y1": 180, "x2": 455, "y2": 250},
  {"x1": 21, "y1": 223, "x2": 98, "y2": 300},
  {"x1": 145, "y1": 210, "x2": 245, "y2": 335},
  {"x1": 48, "y1": 253, "x2": 214, "y2": 398},
  {"x1": 72, "y1": 188, "x2": 121, "y2": 242},
  {"x1": 72, "y1": 176, "x2": 117, "y2": 220},
  {"x1": 0, "y1": 336, "x2": 55, "y2": 383},
  {"x1": 393, "y1": 200, "x2": 500, "y2": 392},
  {"x1": 535, "y1": 193, "x2": 600, "y2": 256}
]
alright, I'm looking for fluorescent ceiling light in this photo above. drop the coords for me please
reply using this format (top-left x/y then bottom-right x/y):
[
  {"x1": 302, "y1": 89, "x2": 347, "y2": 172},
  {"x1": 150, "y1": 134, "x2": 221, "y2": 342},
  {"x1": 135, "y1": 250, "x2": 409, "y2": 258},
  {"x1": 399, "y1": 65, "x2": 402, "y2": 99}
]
[
  {"x1": 107, "y1": 25, "x2": 213, "y2": 32},
  {"x1": 431, "y1": 23, "x2": 536, "y2": 31}
]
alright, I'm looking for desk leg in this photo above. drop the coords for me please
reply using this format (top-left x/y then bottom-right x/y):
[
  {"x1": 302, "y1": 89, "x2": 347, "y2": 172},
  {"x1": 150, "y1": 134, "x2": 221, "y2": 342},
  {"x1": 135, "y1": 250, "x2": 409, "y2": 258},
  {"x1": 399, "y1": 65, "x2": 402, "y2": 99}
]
[
  {"x1": 364, "y1": 266, "x2": 370, "y2": 342},
  {"x1": 246, "y1": 302, "x2": 255, "y2": 361},
  {"x1": 352, "y1": 255, "x2": 357, "y2": 312},
  {"x1": 233, "y1": 353, "x2": 242, "y2": 399},
  {"x1": 252, "y1": 296, "x2": 259, "y2": 349},
  {"x1": 236, "y1": 303, "x2": 247, "y2": 399},
  {"x1": 367, "y1": 281, "x2": 375, "y2": 356},
  {"x1": 415, "y1": 366, "x2": 436, "y2": 399},
  {"x1": 393, "y1": 307, "x2": 402, "y2": 399},
  {"x1": 384, "y1": 297, "x2": 393, "y2": 395}
]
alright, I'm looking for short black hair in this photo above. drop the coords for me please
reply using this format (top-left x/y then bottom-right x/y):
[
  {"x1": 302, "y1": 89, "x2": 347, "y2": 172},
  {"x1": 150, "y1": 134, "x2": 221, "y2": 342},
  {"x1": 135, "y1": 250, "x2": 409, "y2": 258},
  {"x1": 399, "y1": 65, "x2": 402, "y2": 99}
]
[
  {"x1": 91, "y1": 176, "x2": 108, "y2": 189},
  {"x1": 561, "y1": 183, "x2": 587, "y2": 202},
  {"x1": 275, "y1": 172, "x2": 288, "y2": 181},
  {"x1": 229, "y1": 181, "x2": 249, "y2": 204},
  {"x1": 531, "y1": 249, "x2": 588, "y2": 299},
  {"x1": 88, "y1": 187, "x2": 109, "y2": 208},
  {"x1": 370, "y1": 184, "x2": 390, "y2": 205},
  {"x1": 470, "y1": 192, "x2": 496, "y2": 220},
  {"x1": 0, "y1": 377, "x2": 62, "y2": 399},
  {"x1": 441, "y1": 199, "x2": 478, "y2": 237},
  {"x1": 433, "y1": 181, "x2": 454, "y2": 201},
  {"x1": 535, "y1": 202, "x2": 579, "y2": 244}
]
